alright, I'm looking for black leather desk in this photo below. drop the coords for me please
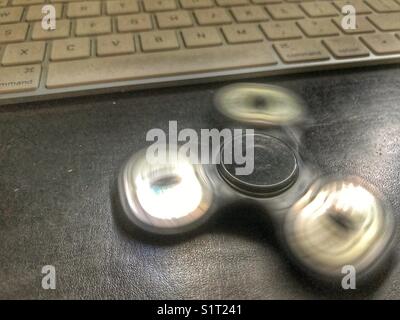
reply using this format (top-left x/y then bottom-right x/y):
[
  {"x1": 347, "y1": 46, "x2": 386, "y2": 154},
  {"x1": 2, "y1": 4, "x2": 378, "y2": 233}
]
[{"x1": 1, "y1": 66, "x2": 400, "y2": 299}]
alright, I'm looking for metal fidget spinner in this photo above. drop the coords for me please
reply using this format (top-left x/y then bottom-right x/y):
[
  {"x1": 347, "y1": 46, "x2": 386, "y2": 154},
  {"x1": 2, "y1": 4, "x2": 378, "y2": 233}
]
[{"x1": 117, "y1": 83, "x2": 395, "y2": 283}]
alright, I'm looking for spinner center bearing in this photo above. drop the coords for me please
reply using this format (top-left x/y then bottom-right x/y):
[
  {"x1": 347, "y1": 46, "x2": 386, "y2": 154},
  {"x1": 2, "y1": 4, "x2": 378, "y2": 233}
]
[{"x1": 217, "y1": 134, "x2": 299, "y2": 197}]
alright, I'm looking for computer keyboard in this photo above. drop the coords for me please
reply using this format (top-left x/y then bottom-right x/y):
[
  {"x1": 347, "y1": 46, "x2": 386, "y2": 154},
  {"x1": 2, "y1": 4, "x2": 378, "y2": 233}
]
[{"x1": 0, "y1": 0, "x2": 400, "y2": 105}]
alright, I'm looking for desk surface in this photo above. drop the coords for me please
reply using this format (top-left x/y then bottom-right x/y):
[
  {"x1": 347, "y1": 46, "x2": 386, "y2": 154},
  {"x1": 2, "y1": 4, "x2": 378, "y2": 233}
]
[{"x1": 1, "y1": 66, "x2": 400, "y2": 299}]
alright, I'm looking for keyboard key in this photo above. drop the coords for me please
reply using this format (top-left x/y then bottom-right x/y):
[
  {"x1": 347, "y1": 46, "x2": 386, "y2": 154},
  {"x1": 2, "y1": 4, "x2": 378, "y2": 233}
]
[
  {"x1": 140, "y1": 30, "x2": 179, "y2": 52},
  {"x1": 181, "y1": 26, "x2": 222, "y2": 47},
  {"x1": 252, "y1": 0, "x2": 281, "y2": 3},
  {"x1": 67, "y1": 1, "x2": 101, "y2": 18},
  {"x1": 222, "y1": 24, "x2": 264, "y2": 43},
  {"x1": 75, "y1": 17, "x2": 112, "y2": 36},
  {"x1": 274, "y1": 39, "x2": 330, "y2": 63},
  {"x1": 297, "y1": 19, "x2": 340, "y2": 37},
  {"x1": 12, "y1": 0, "x2": 44, "y2": 4},
  {"x1": 194, "y1": 8, "x2": 232, "y2": 25},
  {"x1": 266, "y1": 4, "x2": 304, "y2": 20},
  {"x1": 143, "y1": 0, "x2": 177, "y2": 12},
  {"x1": 156, "y1": 10, "x2": 193, "y2": 29},
  {"x1": 51, "y1": 37, "x2": 91, "y2": 61},
  {"x1": 0, "y1": 22, "x2": 28, "y2": 43},
  {"x1": 333, "y1": 16, "x2": 375, "y2": 34},
  {"x1": 2, "y1": 41, "x2": 45, "y2": 65},
  {"x1": 26, "y1": 3, "x2": 62, "y2": 21},
  {"x1": 106, "y1": 0, "x2": 139, "y2": 15},
  {"x1": 333, "y1": 0, "x2": 372, "y2": 14},
  {"x1": 32, "y1": 19, "x2": 70, "y2": 40},
  {"x1": 361, "y1": 33, "x2": 400, "y2": 54},
  {"x1": 0, "y1": 64, "x2": 41, "y2": 93},
  {"x1": 46, "y1": 43, "x2": 277, "y2": 88},
  {"x1": 97, "y1": 33, "x2": 135, "y2": 56},
  {"x1": 216, "y1": 0, "x2": 249, "y2": 6},
  {"x1": 368, "y1": 13, "x2": 400, "y2": 31},
  {"x1": 323, "y1": 36, "x2": 369, "y2": 58},
  {"x1": 260, "y1": 21, "x2": 302, "y2": 40},
  {"x1": 117, "y1": 13, "x2": 153, "y2": 32},
  {"x1": 230, "y1": 5, "x2": 269, "y2": 22},
  {"x1": 300, "y1": 2, "x2": 338, "y2": 17},
  {"x1": 180, "y1": 0, "x2": 213, "y2": 9},
  {"x1": 365, "y1": 0, "x2": 400, "y2": 13},
  {"x1": 0, "y1": 7, "x2": 23, "y2": 24}
]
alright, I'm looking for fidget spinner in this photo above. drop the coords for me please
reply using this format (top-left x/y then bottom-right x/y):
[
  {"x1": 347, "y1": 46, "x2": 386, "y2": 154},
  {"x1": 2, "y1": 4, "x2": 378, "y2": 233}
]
[{"x1": 117, "y1": 83, "x2": 395, "y2": 284}]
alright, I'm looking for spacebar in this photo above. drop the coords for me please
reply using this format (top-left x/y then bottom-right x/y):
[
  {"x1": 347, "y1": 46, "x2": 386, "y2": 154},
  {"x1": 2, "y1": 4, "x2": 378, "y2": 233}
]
[{"x1": 46, "y1": 44, "x2": 277, "y2": 89}]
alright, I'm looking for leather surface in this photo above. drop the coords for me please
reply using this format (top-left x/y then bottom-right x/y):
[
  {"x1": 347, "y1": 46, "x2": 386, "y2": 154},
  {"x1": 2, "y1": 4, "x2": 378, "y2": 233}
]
[{"x1": 1, "y1": 65, "x2": 400, "y2": 299}]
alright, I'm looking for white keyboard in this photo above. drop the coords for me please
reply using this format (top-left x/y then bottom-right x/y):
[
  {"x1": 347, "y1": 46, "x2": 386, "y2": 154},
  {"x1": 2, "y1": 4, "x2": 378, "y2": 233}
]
[{"x1": 0, "y1": 0, "x2": 400, "y2": 105}]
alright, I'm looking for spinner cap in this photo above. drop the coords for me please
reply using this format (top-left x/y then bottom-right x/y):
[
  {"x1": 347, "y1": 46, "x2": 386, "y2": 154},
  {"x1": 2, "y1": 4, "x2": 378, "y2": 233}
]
[{"x1": 217, "y1": 133, "x2": 298, "y2": 197}]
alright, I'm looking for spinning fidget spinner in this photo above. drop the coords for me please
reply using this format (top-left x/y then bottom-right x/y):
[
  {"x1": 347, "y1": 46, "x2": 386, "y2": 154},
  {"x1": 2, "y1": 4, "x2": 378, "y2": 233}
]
[{"x1": 117, "y1": 83, "x2": 395, "y2": 283}]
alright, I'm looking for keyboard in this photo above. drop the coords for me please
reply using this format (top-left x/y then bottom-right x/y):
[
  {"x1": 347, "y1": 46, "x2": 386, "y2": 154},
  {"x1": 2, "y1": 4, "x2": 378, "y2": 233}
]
[{"x1": 0, "y1": 0, "x2": 400, "y2": 105}]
